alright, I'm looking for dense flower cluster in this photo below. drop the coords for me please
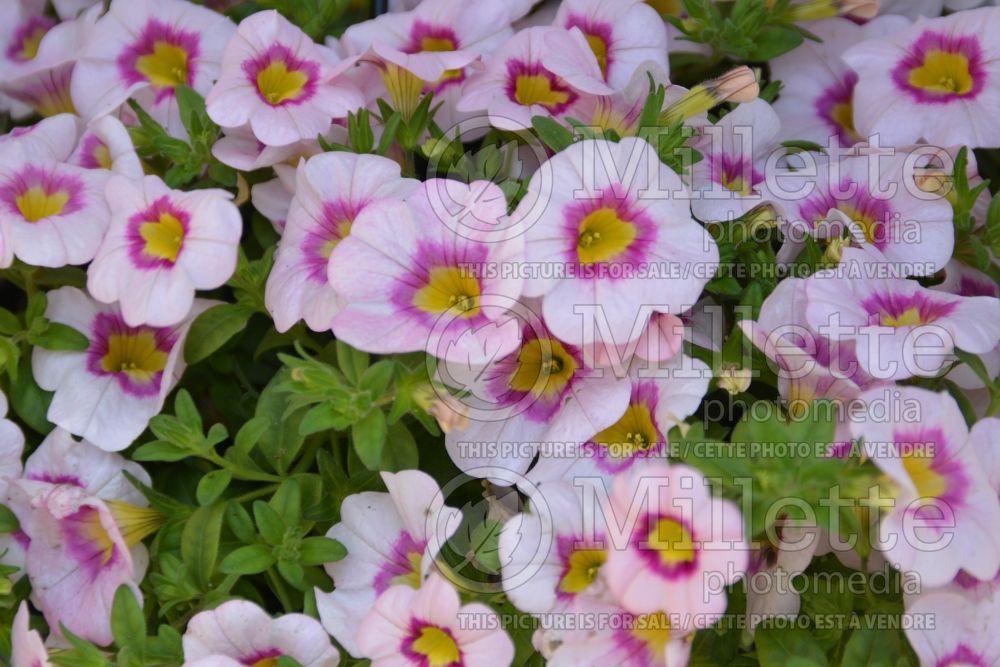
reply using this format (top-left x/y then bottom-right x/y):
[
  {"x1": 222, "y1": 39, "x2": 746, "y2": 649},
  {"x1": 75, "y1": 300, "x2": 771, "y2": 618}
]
[{"x1": 1, "y1": 0, "x2": 1000, "y2": 666}]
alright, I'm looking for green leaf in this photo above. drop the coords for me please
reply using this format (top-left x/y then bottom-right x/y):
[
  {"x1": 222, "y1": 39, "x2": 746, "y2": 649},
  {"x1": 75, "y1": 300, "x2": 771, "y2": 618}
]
[
  {"x1": 360, "y1": 360, "x2": 395, "y2": 396},
  {"x1": 298, "y1": 536, "x2": 347, "y2": 566},
  {"x1": 352, "y1": 409, "x2": 387, "y2": 470},
  {"x1": 0, "y1": 307, "x2": 21, "y2": 335},
  {"x1": 131, "y1": 440, "x2": 191, "y2": 462},
  {"x1": 277, "y1": 558, "x2": 305, "y2": 587},
  {"x1": 277, "y1": 657, "x2": 304, "y2": 667},
  {"x1": 986, "y1": 191, "x2": 1000, "y2": 257},
  {"x1": 381, "y1": 420, "x2": 419, "y2": 472},
  {"x1": 51, "y1": 625, "x2": 110, "y2": 667},
  {"x1": 270, "y1": 478, "x2": 302, "y2": 526},
  {"x1": 253, "y1": 500, "x2": 286, "y2": 546},
  {"x1": 110, "y1": 585, "x2": 146, "y2": 654},
  {"x1": 0, "y1": 503, "x2": 20, "y2": 533},
  {"x1": 336, "y1": 340, "x2": 369, "y2": 385},
  {"x1": 226, "y1": 500, "x2": 258, "y2": 544},
  {"x1": 746, "y1": 25, "x2": 804, "y2": 60},
  {"x1": 755, "y1": 624, "x2": 829, "y2": 667},
  {"x1": 173, "y1": 389, "x2": 202, "y2": 429},
  {"x1": 531, "y1": 115, "x2": 574, "y2": 152},
  {"x1": 10, "y1": 358, "x2": 53, "y2": 436},
  {"x1": 181, "y1": 503, "x2": 225, "y2": 590},
  {"x1": 25, "y1": 292, "x2": 47, "y2": 325},
  {"x1": 219, "y1": 544, "x2": 275, "y2": 575},
  {"x1": 377, "y1": 112, "x2": 402, "y2": 155},
  {"x1": 196, "y1": 470, "x2": 232, "y2": 506},
  {"x1": 298, "y1": 403, "x2": 347, "y2": 436},
  {"x1": 184, "y1": 304, "x2": 254, "y2": 364}
]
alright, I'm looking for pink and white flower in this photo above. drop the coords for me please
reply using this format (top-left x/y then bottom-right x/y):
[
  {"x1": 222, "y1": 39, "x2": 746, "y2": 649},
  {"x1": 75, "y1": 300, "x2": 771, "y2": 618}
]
[
  {"x1": 265, "y1": 152, "x2": 418, "y2": 333},
  {"x1": 843, "y1": 7, "x2": 1000, "y2": 147},
  {"x1": 88, "y1": 174, "x2": 242, "y2": 327},
  {"x1": 5, "y1": 483, "x2": 141, "y2": 646},
  {"x1": 603, "y1": 462, "x2": 748, "y2": 617},
  {"x1": 526, "y1": 356, "x2": 711, "y2": 487},
  {"x1": 769, "y1": 16, "x2": 910, "y2": 147},
  {"x1": 70, "y1": 0, "x2": 235, "y2": 137},
  {"x1": 316, "y1": 470, "x2": 462, "y2": 658},
  {"x1": 545, "y1": 604, "x2": 693, "y2": 667},
  {"x1": 739, "y1": 277, "x2": 872, "y2": 420},
  {"x1": 553, "y1": 0, "x2": 669, "y2": 90},
  {"x1": 500, "y1": 481, "x2": 615, "y2": 616},
  {"x1": 689, "y1": 99, "x2": 781, "y2": 222},
  {"x1": 905, "y1": 586, "x2": 1000, "y2": 667},
  {"x1": 357, "y1": 572, "x2": 515, "y2": 667},
  {"x1": 0, "y1": 7, "x2": 94, "y2": 118},
  {"x1": 803, "y1": 248, "x2": 1000, "y2": 381},
  {"x1": 444, "y1": 315, "x2": 631, "y2": 483},
  {"x1": 765, "y1": 153, "x2": 954, "y2": 275},
  {"x1": 517, "y1": 137, "x2": 718, "y2": 347},
  {"x1": 69, "y1": 115, "x2": 144, "y2": 177},
  {"x1": 206, "y1": 10, "x2": 362, "y2": 147},
  {"x1": 342, "y1": 0, "x2": 513, "y2": 125},
  {"x1": 11, "y1": 602, "x2": 52, "y2": 667},
  {"x1": 457, "y1": 26, "x2": 613, "y2": 131},
  {"x1": 32, "y1": 286, "x2": 212, "y2": 451},
  {"x1": 182, "y1": 599, "x2": 340, "y2": 667},
  {"x1": 329, "y1": 179, "x2": 525, "y2": 365},
  {"x1": 0, "y1": 143, "x2": 110, "y2": 268},
  {"x1": 851, "y1": 386, "x2": 1000, "y2": 587}
]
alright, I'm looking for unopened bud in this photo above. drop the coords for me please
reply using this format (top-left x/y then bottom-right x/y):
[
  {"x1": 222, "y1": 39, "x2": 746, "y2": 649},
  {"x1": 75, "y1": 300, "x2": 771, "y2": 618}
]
[
  {"x1": 413, "y1": 385, "x2": 469, "y2": 434},
  {"x1": 717, "y1": 364, "x2": 752, "y2": 395},
  {"x1": 660, "y1": 67, "x2": 758, "y2": 125}
]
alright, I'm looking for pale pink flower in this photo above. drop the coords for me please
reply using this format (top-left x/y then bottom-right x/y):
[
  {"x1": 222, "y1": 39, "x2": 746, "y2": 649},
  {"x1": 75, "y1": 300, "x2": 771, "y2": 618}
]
[{"x1": 357, "y1": 572, "x2": 515, "y2": 667}]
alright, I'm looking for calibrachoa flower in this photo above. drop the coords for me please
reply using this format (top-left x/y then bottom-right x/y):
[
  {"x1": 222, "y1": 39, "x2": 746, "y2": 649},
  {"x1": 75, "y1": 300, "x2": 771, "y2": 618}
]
[
  {"x1": 266, "y1": 151, "x2": 418, "y2": 333},
  {"x1": 0, "y1": 388, "x2": 26, "y2": 572},
  {"x1": 553, "y1": 0, "x2": 669, "y2": 89},
  {"x1": 70, "y1": 0, "x2": 235, "y2": 137},
  {"x1": 739, "y1": 277, "x2": 872, "y2": 417},
  {"x1": 444, "y1": 316, "x2": 631, "y2": 482},
  {"x1": 0, "y1": 7, "x2": 94, "y2": 118},
  {"x1": 457, "y1": 26, "x2": 613, "y2": 131},
  {"x1": 545, "y1": 604, "x2": 693, "y2": 667},
  {"x1": 0, "y1": 112, "x2": 78, "y2": 160},
  {"x1": 11, "y1": 602, "x2": 52, "y2": 667},
  {"x1": 689, "y1": 99, "x2": 781, "y2": 222},
  {"x1": 316, "y1": 470, "x2": 462, "y2": 658},
  {"x1": 32, "y1": 286, "x2": 213, "y2": 451},
  {"x1": 769, "y1": 16, "x2": 910, "y2": 146},
  {"x1": 905, "y1": 587, "x2": 1000, "y2": 667},
  {"x1": 843, "y1": 7, "x2": 1000, "y2": 147},
  {"x1": 206, "y1": 10, "x2": 363, "y2": 147},
  {"x1": 357, "y1": 572, "x2": 515, "y2": 667},
  {"x1": 5, "y1": 482, "x2": 141, "y2": 646},
  {"x1": 852, "y1": 386, "x2": 1000, "y2": 587},
  {"x1": 517, "y1": 137, "x2": 718, "y2": 347},
  {"x1": 803, "y1": 247, "x2": 1000, "y2": 381},
  {"x1": 329, "y1": 179, "x2": 525, "y2": 365},
  {"x1": 69, "y1": 115, "x2": 144, "y2": 177},
  {"x1": 182, "y1": 600, "x2": 340, "y2": 667},
  {"x1": 0, "y1": 142, "x2": 110, "y2": 268},
  {"x1": 343, "y1": 0, "x2": 513, "y2": 123},
  {"x1": 603, "y1": 462, "x2": 748, "y2": 617},
  {"x1": 500, "y1": 481, "x2": 615, "y2": 615},
  {"x1": 765, "y1": 153, "x2": 954, "y2": 274},
  {"x1": 88, "y1": 174, "x2": 242, "y2": 327},
  {"x1": 526, "y1": 356, "x2": 711, "y2": 486}
]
